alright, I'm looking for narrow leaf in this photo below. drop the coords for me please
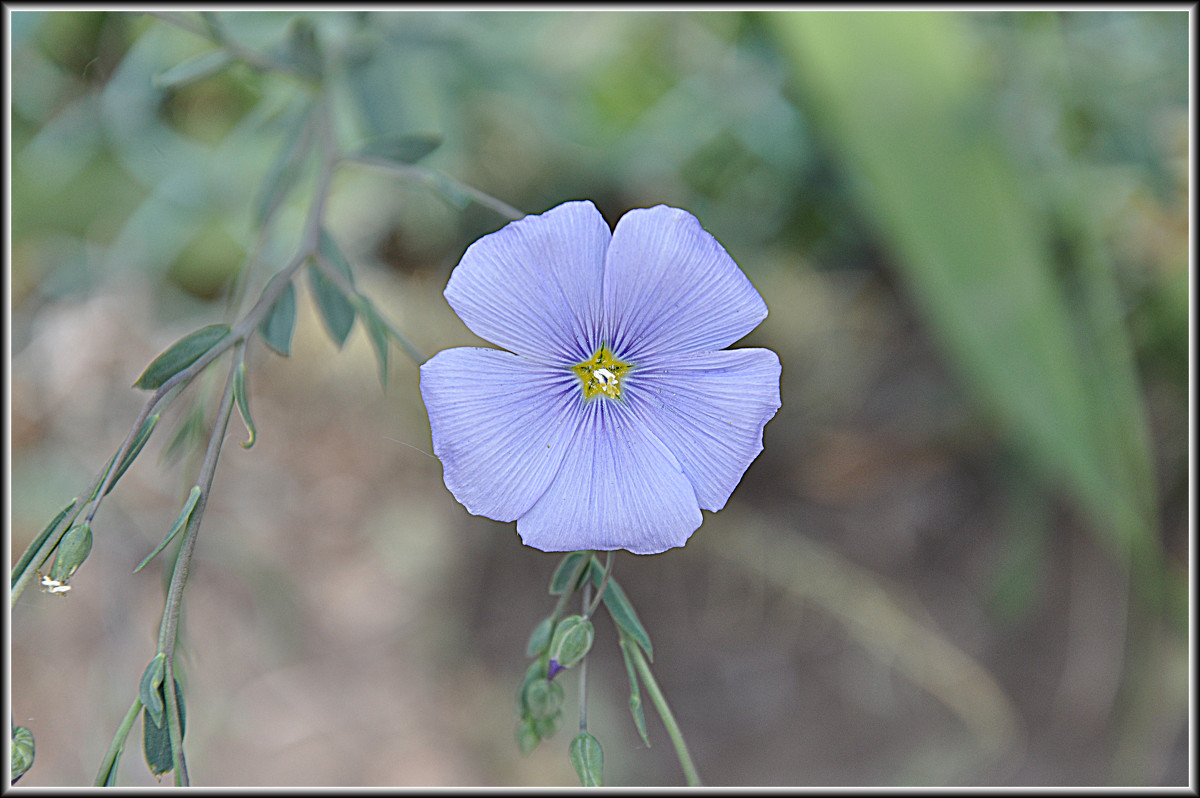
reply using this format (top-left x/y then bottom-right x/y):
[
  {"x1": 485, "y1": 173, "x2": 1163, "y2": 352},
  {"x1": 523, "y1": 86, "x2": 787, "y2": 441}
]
[
  {"x1": 317, "y1": 229, "x2": 355, "y2": 284},
  {"x1": 353, "y1": 134, "x2": 443, "y2": 167},
  {"x1": 106, "y1": 413, "x2": 160, "y2": 495},
  {"x1": 307, "y1": 264, "x2": 356, "y2": 348},
  {"x1": 525, "y1": 616, "x2": 555, "y2": 658},
  {"x1": 142, "y1": 678, "x2": 185, "y2": 777},
  {"x1": 549, "y1": 551, "x2": 589, "y2": 595},
  {"x1": 619, "y1": 637, "x2": 651, "y2": 747},
  {"x1": 134, "y1": 325, "x2": 230, "y2": 390},
  {"x1": 591, "y1": 568, "x2": 653, "y2": 660},
  {"x1": 152, "y1": 49, "x2": 233, "y2": 91},
  {"x1": 356, "y1": 299, "x2": 390, "y2": 389},
  {"x1": 258, "y1": 279, "x2": 297, "y2": 357},
  {"x1": 134, "y1": 486, "x2": 201, "y2": 573},
  {"x1": 138, "y1": 654, "x2": 167, "y2": 728},
  {"x1": 233, "y1": 362, "x2": 256, "y2": 448},
  {"x1": 12, "y1": 497, "x2": 77, "y2": 590}
]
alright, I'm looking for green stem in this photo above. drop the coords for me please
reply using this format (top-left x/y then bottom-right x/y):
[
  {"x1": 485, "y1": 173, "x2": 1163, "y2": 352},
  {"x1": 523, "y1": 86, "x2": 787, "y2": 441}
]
[
  {"x1": 579, "y1": 580, "x2": 591, "y2": 732},
  {"x1": 627, "y1": 639, "x2": 701, "y2": 787},
  {"x1": 582, "y1": 551, "x2": 614, "y2": 621},
  {"x1": 93, "y1": 695, "x2": 142, "y2": 786}
]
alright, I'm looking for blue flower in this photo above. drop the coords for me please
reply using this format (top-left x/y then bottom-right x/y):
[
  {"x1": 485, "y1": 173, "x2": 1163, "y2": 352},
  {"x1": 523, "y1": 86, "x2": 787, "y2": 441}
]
[{"x1": 420, "y1": 200, "x2": 781, "y2": 555}]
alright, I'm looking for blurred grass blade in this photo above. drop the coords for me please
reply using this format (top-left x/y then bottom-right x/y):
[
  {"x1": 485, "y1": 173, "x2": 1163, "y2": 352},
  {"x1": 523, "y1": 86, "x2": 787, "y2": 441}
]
[
  {"x1": 134, "y1": 325, "x2": 230, "y2": 390},
  {"x1": 152, "y1": 49, "x2": 233, "y2": 91},
  {"x1": 259, "y1": 279, "x2": 297, "y2": 357},
  {"x1": 773, "y1": 11, "x2": 1158, "y2": 575},
  {"x1": 134, "y1": 486, "x2": 201, "y2": 573}
]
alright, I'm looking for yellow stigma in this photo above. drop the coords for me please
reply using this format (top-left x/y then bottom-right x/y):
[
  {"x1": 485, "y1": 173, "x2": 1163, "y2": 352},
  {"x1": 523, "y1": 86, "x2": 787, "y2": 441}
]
[{"x1": 571, "y1": 345, "x2": 631, "y2": 400}]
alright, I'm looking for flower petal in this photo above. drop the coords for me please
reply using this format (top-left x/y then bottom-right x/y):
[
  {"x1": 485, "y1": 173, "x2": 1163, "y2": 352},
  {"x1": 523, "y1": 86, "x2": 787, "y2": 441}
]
[
  {"x1": 420, "y1": 347, "x2": 582, "y2": 521},
  {"x1": 517, "y1": 399, "x2": 703, "y2": 554},
  {"x1": 602, "y1": 206, "x2": 768, "y2": 361},
  {"x1": 625, "y1": 348, "x2": 781, "y2": 512},
  {"x1": 444, "y1": 200, "x2": 610, "y2": 364}
]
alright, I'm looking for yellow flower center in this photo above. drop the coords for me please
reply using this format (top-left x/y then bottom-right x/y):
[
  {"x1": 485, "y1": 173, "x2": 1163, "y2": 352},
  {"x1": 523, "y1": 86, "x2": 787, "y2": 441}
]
[{"x1": 571, "y1": 345, "x2": 631, "y2": 400}]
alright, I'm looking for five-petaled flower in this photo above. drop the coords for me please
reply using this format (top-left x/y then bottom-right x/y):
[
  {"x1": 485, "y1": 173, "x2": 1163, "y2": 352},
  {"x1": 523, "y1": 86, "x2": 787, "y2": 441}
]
[{"x1": 419, "y1": 201, "x2": 781, "y2": 554}]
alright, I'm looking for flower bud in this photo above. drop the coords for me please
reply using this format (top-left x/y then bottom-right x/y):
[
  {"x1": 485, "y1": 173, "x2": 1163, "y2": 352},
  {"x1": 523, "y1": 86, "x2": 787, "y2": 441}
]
[
  {"x1": 569, "y1": 731, "x2": 604, "y2": 786},
  {"x1": 522, "y1": 677, "x2": 564, "y2": 721},
  {"x1": 47, "y1": 522, "x2": 93, "y2": 586},
  {"x1": 548, "y1": 614, "x2": 594, "y2": 673}
]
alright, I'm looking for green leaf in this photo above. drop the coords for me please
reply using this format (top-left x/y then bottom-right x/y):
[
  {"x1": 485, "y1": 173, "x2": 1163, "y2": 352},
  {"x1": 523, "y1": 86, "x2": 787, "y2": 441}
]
[
  {"x1": 134, "y1": 486, "x2": 201, "y2": 573},
  {"x1": 353, "y1": 134, "x2": 443, "y2": 167},
  {"x1": 142, "y1": 677, "x2": 185, "y2": 777},
  {"x1": 254, "y1": 103, "x2": 314, "y2": 226},
  {"x1": 569, "y1": 731, "x2": 604, "y2": 787},
  {"x1": 317, "y1": 229, "x2": 355, "y2": 284},
  {"x1": 307, "y1": 264, "x2": 356, "y2": 348},
  {"x1": 233, "y1": 362, "x2": 256, "y2": 448},
  {"x1": 134, "y1": 325, "x2": 231, "y2": 390},
  {"x1": 259, "y1": 280, "x2": 297, "y2": 357},
  {"x1": 11, "y1": 724, "x2": 35, "y2": 783},
  {"x1": 106, "y1": 413, "x2": 161, "y2": 496},
  {"x1": 138, "y1": 654, "x2": 167, "y2": 728},
  {"x1": 590, "y1": 569, "x2": 653, "y2": 661},
  {"x1": 356, "y1": 299, "x2": 390, "y2": 389},
  {"x1": 11, "y1": 497, "x2": 77, "y2": 590},
  {"x1": 619, "y1": 637, "x2": 651, "y2": 747},
  {"x1": 525, "y1": 615, "x2": 555, "y2": 658},
  {"x1": 152, "y1": 49, "x2": 234, "y2": 91},
  {"x1": 549, "y1": 551, "x2": 589, "y2": 595}
]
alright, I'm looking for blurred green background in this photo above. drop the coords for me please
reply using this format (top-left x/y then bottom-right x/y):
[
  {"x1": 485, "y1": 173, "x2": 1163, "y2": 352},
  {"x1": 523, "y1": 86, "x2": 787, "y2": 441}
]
[{"x1": 8, "y1": 9, "x2": 1189, "y2": 787}]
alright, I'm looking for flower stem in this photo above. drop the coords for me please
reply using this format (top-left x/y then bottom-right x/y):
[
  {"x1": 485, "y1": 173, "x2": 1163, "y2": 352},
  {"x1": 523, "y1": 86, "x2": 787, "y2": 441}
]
[
  {"x1": 627, "y1": 639, "x2": 702, "y2": 786},
  {"x1": 579, "y1": 579, "x2": 591, "y2": 732},
  {"x1": 582, "y1": 551, "x2": 614, "y2": 621},
  {"x1": 93, "y1": 695, "x2": 142, "y2": 786}
]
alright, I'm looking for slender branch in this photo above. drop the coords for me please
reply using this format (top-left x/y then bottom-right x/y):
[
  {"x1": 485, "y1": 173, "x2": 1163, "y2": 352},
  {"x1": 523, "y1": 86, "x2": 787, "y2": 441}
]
[
  {"x1": 93, "y1": 695, "x2": 142, "y2": 786},
  {"x1": 627, "y1": 639, "x2": 701, "y2": 787}
]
